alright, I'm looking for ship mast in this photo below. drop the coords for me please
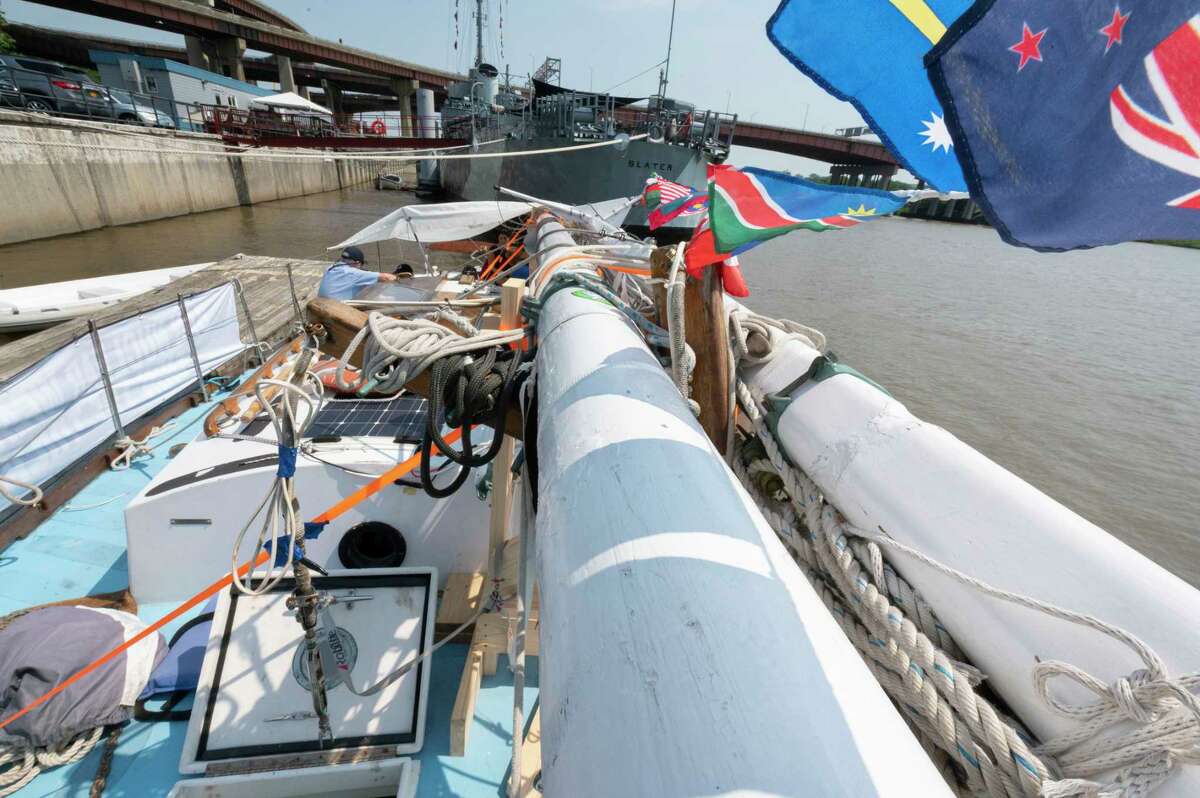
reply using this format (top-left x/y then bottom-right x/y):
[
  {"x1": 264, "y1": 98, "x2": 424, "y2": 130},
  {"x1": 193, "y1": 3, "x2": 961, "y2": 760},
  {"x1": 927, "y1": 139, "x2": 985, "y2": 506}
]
[
  {"x1": 474, "y1": 0, "x2": 486, "y2": 67},
  {"x1": 657, "y1": 0, "x2": 678, "y2": 100}
]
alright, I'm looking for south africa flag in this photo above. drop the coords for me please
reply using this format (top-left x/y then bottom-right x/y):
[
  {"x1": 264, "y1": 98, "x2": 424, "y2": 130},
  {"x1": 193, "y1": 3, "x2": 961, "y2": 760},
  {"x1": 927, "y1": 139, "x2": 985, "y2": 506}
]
[{"x1": 707, "y1": 165, "x2": 906, "y2": 253}]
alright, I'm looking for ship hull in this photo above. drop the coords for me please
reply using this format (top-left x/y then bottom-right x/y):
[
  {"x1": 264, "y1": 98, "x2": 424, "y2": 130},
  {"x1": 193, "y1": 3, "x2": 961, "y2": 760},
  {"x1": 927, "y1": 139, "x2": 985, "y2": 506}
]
[{"x1": 440, "y1": 136, "x2": 709, "y2": 239}]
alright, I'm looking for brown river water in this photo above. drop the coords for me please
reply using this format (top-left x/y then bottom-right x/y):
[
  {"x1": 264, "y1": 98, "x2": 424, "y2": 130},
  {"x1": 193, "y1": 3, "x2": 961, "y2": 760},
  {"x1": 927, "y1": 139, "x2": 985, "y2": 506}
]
[{"x1": 1, "y1": 187, "x2": 1196, "y2": 586}]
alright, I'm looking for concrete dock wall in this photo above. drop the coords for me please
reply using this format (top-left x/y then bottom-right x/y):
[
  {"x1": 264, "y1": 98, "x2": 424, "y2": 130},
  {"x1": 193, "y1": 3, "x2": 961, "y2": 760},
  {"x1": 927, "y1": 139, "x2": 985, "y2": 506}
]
[{"x1": 0, "y1": 110, "x2": 415, "y2": 246}]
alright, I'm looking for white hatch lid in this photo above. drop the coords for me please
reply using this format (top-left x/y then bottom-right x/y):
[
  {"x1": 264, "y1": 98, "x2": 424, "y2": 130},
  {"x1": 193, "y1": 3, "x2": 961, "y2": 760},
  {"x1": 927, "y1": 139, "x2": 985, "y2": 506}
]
[{"x1": 180, "y1": 567, "x2": 437, "y2": 775}]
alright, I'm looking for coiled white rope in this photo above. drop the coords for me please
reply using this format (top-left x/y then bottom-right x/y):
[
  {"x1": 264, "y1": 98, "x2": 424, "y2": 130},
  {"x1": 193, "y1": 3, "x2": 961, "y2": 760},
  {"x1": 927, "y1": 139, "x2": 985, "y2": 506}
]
[
  {"x1": 0, "y1": 726, "x2": 104, "y2": 797},
  {"x1": 664, "y1": 243, "x2": 699, "y2": 416},
  {"x1": 335, "y1": 311, "x2": 524, "y2": 396},
  {"x1": 110, "y1": 423, "x2": 176, "y2": 471},
  {"x1": 0, "y1": 475, "x2": 42, "y2": 507}
]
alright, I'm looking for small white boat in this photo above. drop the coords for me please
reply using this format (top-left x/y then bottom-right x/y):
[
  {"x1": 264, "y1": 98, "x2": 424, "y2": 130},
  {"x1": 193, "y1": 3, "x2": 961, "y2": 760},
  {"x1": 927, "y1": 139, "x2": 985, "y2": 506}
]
[
  {"x1": 375, "y1": 173, "x2": 406, "y2": 191},
  {"x1": 0, "y1": 263, "x2": 212, "y2": 332}
]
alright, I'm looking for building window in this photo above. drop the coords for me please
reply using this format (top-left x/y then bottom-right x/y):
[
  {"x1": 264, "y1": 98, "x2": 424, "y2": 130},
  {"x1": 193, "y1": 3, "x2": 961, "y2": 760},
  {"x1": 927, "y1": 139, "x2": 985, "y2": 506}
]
[
  {"x1": 229, "y1": 96, "x2": 239, "y2": 109},
  {"x1": 214, "y1": 96, "x2": 222, "y2": 106},
  {"x1": 145, "y1": 75, "x2": 159, "y2": 94}
]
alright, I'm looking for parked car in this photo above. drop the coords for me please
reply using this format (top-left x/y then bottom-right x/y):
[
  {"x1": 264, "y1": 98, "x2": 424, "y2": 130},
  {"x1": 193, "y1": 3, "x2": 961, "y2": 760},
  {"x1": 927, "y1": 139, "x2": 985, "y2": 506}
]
[
  {"x1": 0, "y1": 65, "x2": 21, "y2": 109},
  {"x1": 0, "y1": 54, "x2": 111, "y2": 118},
  {"x1": 106, "y1": 88, "x2": 176, "y2": 129}
]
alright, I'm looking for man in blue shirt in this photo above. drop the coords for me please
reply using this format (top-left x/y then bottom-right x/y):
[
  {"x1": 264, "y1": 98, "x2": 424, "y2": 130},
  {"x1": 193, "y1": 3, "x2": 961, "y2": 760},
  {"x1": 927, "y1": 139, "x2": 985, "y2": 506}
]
[{"x1": 318, "y1": 246, "x2": 396, "y2": 300}]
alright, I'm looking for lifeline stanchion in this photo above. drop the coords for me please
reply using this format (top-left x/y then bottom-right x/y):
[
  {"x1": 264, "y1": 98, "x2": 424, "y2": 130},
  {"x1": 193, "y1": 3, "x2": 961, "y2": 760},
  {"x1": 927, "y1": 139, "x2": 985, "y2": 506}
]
[
  {"x1": 231, "y1": 278, "x2": 261, "y2": 365},
  {"x1": 177, "y1": 294, "x2": 206, "y2": 399},
  {"x1": 286, "y1": 263, "x2": 305, "y2": 327},
  {"x1": 87, "y1": 320, "x2": 126, "y2": 442}
]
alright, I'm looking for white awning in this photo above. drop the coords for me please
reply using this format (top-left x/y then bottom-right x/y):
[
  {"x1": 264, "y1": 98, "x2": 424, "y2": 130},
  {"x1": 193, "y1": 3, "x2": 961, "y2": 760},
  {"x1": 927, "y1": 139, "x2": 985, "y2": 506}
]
[
  {"x1": 331, "y1": 202, "x2": 534, "y2": 247},
  {"x1": 250, "y1": 92, "x2": 333, "y2": 116},
  {"x1": 331, "y1": 195, "x2": 639, "y2": 248}
]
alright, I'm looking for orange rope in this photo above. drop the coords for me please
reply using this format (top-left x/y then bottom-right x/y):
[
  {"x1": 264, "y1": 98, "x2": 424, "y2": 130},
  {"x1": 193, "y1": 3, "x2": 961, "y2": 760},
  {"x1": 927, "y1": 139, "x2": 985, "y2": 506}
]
[
  {"x1": 0, "y1": 429, "x2": 454, "y2": 732},
  {"x1": 599, "y1": 264, "x2": 652, "y2": 277},
  {"x1": 481, "y1": 235, "x2": 525, "y2": 282}
]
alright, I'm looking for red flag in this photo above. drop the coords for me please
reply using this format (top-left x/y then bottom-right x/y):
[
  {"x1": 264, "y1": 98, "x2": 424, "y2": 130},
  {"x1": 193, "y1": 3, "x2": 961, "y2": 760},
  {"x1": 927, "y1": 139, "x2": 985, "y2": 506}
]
[
  {"x1": 720, "y1": 257, "x2": 750, "y2": 298},
  {"x1": 681, "y1": 218, "x2": 750, "y2": 297},
  {"x1": 683, "y1": 217, "x2": 730, "y2": 277}
]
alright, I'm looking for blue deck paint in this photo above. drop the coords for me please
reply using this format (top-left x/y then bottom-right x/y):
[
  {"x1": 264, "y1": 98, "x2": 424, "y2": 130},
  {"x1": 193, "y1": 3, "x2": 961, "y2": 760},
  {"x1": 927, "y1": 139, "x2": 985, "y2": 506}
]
[{"x1": 3, "y1": 391, "x2": 538, "y2": 797}]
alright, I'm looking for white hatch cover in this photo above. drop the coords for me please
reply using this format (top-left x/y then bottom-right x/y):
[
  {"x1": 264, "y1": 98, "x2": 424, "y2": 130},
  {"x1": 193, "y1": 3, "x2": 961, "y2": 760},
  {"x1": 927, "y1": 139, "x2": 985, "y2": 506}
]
[{"x1": 180, "y1": 567, "x2": 436, "y2": 775}]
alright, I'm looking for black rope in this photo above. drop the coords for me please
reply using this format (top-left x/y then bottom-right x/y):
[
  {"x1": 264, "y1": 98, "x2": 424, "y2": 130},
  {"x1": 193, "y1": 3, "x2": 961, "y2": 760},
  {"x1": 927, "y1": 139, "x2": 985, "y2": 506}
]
[
  {"x1": 419, "y1": 347, "x2": 528, "y2": 499},
  {"x1": 88, "y1": 723, "x2": 123, "y2": 797}
]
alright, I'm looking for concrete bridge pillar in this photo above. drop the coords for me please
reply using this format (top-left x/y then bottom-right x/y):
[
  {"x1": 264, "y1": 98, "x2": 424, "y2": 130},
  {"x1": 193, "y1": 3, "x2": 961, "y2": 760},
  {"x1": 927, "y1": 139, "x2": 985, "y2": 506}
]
[
  {"x1": 277, "y1": 55, "x2": 296, "y2": 93},
  {"x1": 390, "y1": 78, "x2": 418, "y2": 135},
  {"x1": 214, "y1": 36, "x2": 246, "y2": 81},
  {"x1": 184, "y1": 36, "x2": 210, "y2": 71},
  {"x1": 321, "y1": 80, "x2": 343, "y2": 116}
]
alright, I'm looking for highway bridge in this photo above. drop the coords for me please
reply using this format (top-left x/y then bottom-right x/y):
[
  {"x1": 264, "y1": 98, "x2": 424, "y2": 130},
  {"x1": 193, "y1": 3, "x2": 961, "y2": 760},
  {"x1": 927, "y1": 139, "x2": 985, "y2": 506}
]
[
  {"x1": 731, "y1": 120, "x2": 898, "y2": 185},
  {"x1": 24, "y1": 0, "x2": 462, "y2": 88}
]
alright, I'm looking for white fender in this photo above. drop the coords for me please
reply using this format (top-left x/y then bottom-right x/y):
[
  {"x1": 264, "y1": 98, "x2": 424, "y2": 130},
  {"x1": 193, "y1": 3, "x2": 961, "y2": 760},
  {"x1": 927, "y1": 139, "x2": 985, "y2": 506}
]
[{"x1": 740, "y1": 333, "x2": 1200, "y2": 795}]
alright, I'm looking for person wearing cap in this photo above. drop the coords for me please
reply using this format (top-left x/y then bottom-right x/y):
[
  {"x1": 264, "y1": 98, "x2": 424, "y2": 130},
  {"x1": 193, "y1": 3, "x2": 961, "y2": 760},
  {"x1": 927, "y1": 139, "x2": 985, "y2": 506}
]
[{"x1": 318, "y1": 246, "x2": 396, "y2": 300}]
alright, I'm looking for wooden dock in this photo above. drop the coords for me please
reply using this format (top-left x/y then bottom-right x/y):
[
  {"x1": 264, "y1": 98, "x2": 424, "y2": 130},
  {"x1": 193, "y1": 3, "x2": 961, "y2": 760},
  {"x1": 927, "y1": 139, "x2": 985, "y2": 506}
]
[{"x1": 0, "y1": 254, "x2": 328, "y2": 383}]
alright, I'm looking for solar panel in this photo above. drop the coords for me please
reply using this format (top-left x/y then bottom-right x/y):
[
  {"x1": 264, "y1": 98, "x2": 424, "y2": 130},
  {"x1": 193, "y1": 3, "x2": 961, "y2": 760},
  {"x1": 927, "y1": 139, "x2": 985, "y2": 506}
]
[{"x1": 305, "y1": 395, "x2": 429, "y2": 443}]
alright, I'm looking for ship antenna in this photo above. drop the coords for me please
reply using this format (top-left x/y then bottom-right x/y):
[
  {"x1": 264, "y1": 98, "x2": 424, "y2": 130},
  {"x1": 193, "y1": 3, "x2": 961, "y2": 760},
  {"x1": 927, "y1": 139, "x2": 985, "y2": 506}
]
[
  {"x1": 475, "y1": 0, "x2": 486, "y2": 68},
  {"x1": 658, "y1": 0, "x2": 678, "y2": 99}
]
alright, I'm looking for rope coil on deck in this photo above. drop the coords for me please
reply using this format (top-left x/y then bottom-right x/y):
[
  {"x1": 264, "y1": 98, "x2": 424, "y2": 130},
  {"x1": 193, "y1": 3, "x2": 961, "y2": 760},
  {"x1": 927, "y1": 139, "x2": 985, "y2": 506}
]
[
  {"x1": 0, "y1": 475, "x2": 42, "y2": 507},
  {"x1": 0, "y1": 726, "x2": 104, "y2": 797},
  {"x1": 728, "y1": 308, "x2": 1200, "y2": 798}
]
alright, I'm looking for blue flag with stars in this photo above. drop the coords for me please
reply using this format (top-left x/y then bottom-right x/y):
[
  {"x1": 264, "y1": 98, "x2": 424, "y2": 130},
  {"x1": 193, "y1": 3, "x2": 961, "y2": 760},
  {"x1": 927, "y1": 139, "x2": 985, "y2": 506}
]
[
  {"x1": 928, "y1": 1, "x2": 1200, "y2": 250},
  {"x1": 767, "y1": 0, "x2": 972, "y2": 192}
]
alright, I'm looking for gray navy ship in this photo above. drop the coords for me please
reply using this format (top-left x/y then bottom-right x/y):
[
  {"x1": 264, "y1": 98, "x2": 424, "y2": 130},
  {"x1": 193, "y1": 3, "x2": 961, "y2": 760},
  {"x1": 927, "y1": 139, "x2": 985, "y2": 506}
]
[{"x1": 433, "y1": 1, "x2": 737, "y2": 238}]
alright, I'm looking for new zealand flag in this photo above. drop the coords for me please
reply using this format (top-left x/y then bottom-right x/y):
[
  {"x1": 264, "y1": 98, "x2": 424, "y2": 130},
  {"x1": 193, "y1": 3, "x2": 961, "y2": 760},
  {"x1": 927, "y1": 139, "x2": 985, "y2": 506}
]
[{"x1": 928, "y1": 2, "x2": 1200, "y2": 250}]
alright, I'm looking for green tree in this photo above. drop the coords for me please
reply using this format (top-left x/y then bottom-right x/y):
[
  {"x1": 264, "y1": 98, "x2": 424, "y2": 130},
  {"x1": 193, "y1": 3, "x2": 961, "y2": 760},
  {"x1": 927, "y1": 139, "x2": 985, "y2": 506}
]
[{"x1": 0, "y1": 10, "x2": 15, "y2": 55}]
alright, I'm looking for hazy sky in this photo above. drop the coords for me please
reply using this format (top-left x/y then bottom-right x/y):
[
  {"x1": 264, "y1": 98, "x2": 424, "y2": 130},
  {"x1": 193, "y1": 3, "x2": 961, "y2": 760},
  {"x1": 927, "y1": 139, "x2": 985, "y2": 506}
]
[{"x1": 2, "y1": 0, "x2": 868, "y2": 173}]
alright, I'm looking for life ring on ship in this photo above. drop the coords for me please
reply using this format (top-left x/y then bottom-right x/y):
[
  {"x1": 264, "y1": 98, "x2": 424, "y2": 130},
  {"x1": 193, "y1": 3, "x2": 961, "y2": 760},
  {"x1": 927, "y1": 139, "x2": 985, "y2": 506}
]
[{"x1": 370, "y1": 119, "x2": 386, "y2": 135}]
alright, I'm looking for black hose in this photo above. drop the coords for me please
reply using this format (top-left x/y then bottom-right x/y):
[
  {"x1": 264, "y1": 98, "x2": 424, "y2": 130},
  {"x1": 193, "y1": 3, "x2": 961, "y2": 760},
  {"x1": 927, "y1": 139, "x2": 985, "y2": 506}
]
[{"x1": 418, "y1": 346, "x2": 528, "y2": 498}]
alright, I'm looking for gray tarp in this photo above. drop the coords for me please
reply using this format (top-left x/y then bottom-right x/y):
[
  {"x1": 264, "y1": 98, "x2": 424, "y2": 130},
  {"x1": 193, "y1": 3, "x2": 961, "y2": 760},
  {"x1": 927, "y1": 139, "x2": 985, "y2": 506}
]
[{"x1": 0, "y1": 606, "x2": 165, "y2": 748}]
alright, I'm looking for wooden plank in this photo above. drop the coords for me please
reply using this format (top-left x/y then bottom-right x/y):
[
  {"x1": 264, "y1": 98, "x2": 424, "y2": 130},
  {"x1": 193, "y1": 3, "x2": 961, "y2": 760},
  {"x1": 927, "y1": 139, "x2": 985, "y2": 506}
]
[
  {"x1": 685, "y1": 262, "x2": 731, "y2": 454},
  {"x1": 515, "y1": 707, "x2": 542, "y2": 798},
  {"x1": 472, "y1": 612, "x2": 538, "y2": 658},
  {"x1": 437, "y1": 572, "x2": 485, "y2": 626},
  {"x1": 500, "y1": 537, "x2": 539, "y2": 622},
  {"x1": 450, "y1": 643, "x2": 483, "y2": 756},
  {"x1": 649, "y1": 245, "x2": 673, "y2": 328}
]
